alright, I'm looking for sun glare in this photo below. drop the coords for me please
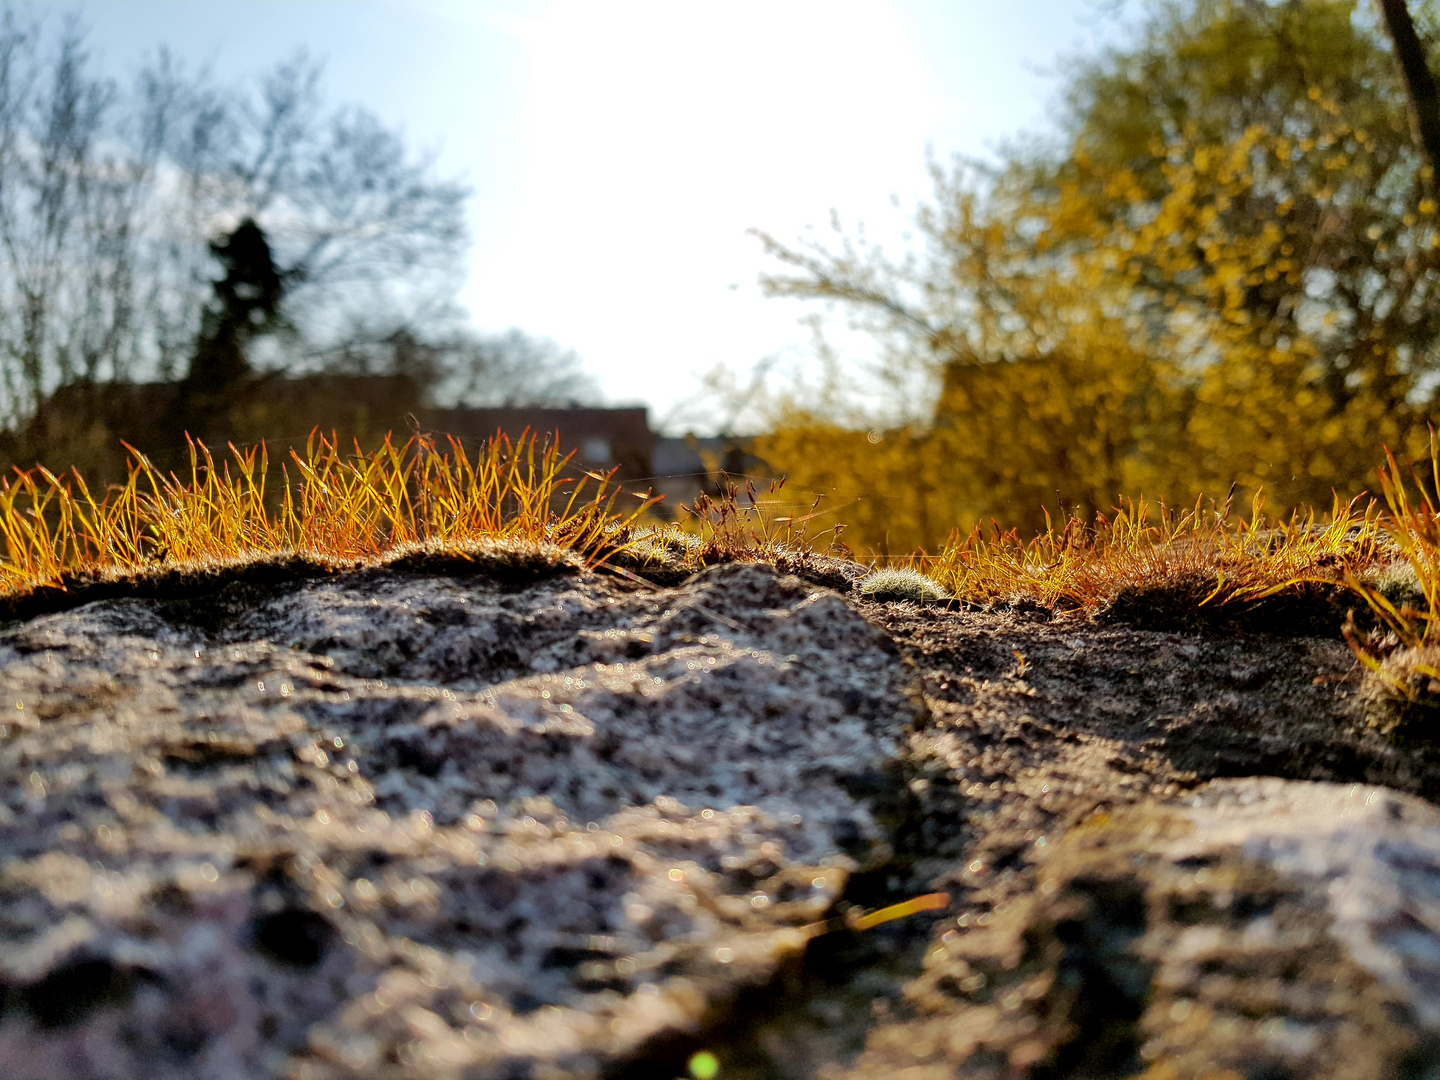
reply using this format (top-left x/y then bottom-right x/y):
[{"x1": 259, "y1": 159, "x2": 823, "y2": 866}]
[{"x1": 464, "y1": 2, "x2": 937, "y2": 412}]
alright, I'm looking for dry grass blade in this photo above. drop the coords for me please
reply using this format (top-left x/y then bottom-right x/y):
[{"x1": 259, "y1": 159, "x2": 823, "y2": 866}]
[
  {"x1": 1345, "y1": 433, "x2": 1440, "y2": 702},
  {"x1": 0, "y1": 428, "x2": 647, "y2": 601},
  {"x1": 913, "y1": 488, "x2": 1385, "y2": 625}
]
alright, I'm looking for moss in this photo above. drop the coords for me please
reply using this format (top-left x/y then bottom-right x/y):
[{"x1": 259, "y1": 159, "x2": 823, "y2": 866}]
[
  {"x1": 1359, "y1": 644, "x2": 1440, "y2": 738},
  {"x1": 1363, "y1": 559, "x2": 1425, "y2": 612},
  {"x1": 0, "y1": 537, "x2": 585, "y2": 624},
  {"x1": 601, "y1": 527, "x2": 868, "y2": 592},
  {"x1": 772, "y1": 552, "x2": 865, "y2": 592},
  {"x1": 858, "y1": 567, "x2": 948, "y2": 604},
  {"x1": 595, "y1": 526, "x2": 703, "y2": 585},
  {"x1": 379, "y1": 538, "x2": 583, "y2": 582}
]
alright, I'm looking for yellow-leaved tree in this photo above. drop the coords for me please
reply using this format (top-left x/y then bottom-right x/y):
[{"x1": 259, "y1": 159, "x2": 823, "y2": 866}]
[{"x1": 754, "y1": 0, "x2": 1440, "y2": 550}]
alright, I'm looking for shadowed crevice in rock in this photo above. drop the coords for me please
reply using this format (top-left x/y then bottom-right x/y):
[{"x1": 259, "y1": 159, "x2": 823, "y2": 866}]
[
  {"x1": 1095, "y1": 571, "x2": 1363, "y2": 638},
  {"x1": 3, "y1": 957, "x2": 141, "y2": 1029}
]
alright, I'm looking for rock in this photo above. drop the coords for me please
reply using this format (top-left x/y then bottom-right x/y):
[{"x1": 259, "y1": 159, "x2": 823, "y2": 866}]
[
  {"x1": 842, "y1": 778, "x2": 1440, "y2": 1079},
  {"x1": 8, "y1": 550, "x2": 1440, "y2": 1079},
  {"x1": 0, "y1": 562, "x2": 922, "y2": 1079}
]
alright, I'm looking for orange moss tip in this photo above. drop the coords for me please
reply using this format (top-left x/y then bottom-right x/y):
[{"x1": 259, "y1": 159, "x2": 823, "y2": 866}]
[
  {"x1": 0, "y1": 519, "x2": 861, "y2": 622},
  {"x1": 917, "y1": 490, "x2": 1392, "y2": 636},
  {"x1": 0, "y1": 427, "x2": 652, "y2": 613}
]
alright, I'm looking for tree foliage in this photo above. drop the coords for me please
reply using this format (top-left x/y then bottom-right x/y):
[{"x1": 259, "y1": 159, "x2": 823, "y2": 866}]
[
  {"x1": 755, "y1": 0, "x2": 1440, "y2": 547},
  {"x1": 185, "y1": 218, "x2": 293, "y2": 398}
]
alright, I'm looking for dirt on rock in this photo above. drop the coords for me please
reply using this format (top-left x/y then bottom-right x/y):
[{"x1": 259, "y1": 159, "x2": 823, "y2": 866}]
[{"x1": 1, "y1": 558, "x2": 1439, "y2": 1079}]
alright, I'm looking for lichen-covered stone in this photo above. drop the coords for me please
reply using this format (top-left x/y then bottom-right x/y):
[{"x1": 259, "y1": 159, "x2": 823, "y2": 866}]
[{"x1": 0, "y1": 563, "x2": 921, "y2": 1079}]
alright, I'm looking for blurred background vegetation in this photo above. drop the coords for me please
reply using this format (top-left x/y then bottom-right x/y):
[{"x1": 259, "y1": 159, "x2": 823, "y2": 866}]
[
  {"x1": 4, "y1": 1, "x2": 1440, "y2": 559},
  {"x1": 0, "y1": 5, "x2": 597, "y2": 481},
  {"x1": 752, "y1": 0, "x2": 1440, "y2": 553}
]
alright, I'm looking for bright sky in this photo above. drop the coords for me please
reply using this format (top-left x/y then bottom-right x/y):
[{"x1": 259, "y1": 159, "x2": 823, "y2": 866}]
[{"x1": 75, "y1": 0, "x2": 1132, "y2": 431}]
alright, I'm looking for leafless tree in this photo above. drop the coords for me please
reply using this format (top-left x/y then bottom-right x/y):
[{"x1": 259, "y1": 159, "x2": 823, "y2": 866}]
[
  {"x1": 436, "y1": 328, "x2": 602, "y2": 408},
  {"x1": 0, "y1": 12, "x2": 112, "y2": 415},
  {"x1": 0, "y1": 6, "x2": 470, "y2": 423}
]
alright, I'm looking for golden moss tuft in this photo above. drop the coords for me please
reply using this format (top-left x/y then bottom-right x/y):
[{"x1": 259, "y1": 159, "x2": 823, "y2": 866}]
[
  {"x1": 916, "y1": 490, "x2": 1388, "y2": 634},
  {"x1": 0, "y1": 423, "x2": 1434, "y2": 677},
  {"x1": 0, "y1": 429, "x2": 646, "y2": 607}
]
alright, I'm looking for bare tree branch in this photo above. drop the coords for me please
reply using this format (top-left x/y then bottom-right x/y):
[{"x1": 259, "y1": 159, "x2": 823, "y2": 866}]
[
  {"x1": 1378, "y1": 0, "x2": 1440, "y2": 181},
  {"x1": 0, "y1": 6, "x2": 472, "y2": 422}
]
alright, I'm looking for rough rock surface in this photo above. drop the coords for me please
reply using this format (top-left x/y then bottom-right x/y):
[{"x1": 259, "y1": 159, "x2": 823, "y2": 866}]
[
  {"x1": 835, "y1": 779, "x2": 1440, "y2": 1078},
  {"x1": 4, "y1": 559, "x2": 1440, "y2": 1078},
  {"x1": 0, "y1": 564, "x2": 919, "y2": 1079}
]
